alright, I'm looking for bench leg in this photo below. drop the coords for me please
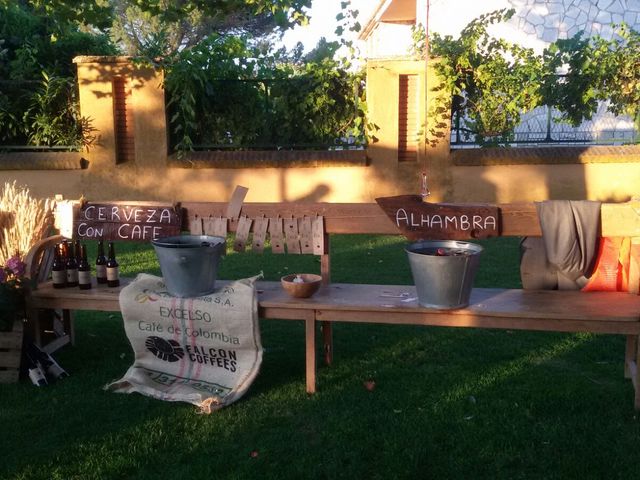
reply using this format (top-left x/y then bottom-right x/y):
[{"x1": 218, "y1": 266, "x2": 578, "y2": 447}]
[
  {"x1": 635, "y1": 338, "x2": 640, "y2": 410},
  {"x1": 28, "y1": 308, "x2": 74, "y2": 355},
  {"x1": 63, "y1": 309, "x2": 75, "y2": 346},
  {"x1": 321, "y1": 321, "x2": 333, "y2": 366},
  {"x1": 25, "y1": 307, "x2": 65, "y2": 347},
  {"x1": 305, "y1": 314, "x2": 317, "y2": 394},
  {"x1": 625, "y1": 335, "x2": 640, "y2": 409},
  {"x1": 625, "y1": 335, "x2": 637, "y2": 379},
  {"x1": 24, "y1": 304, "x2": 41, "y2": 346},
  {"x1": 320, "y1": 236, "x2": 333, "y2": 367}
]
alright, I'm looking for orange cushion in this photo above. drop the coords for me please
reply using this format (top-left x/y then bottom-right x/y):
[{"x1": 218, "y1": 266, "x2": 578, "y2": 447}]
[{"x1": 582, "y1": 238, "x2": 624, "y2": 292}]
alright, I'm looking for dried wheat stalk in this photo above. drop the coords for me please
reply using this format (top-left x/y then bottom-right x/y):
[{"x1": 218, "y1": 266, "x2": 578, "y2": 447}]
[{"x1": 0, "y1": 182, "x2": 55, "y2": 264}]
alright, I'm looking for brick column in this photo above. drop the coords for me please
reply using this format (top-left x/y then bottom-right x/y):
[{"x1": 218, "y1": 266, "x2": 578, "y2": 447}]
[
  {"x1": 365, "y1": 57, "x2": 452, "y2": 199},
  {"x1": 73, "y1": 56, "x2": 168, "y2": 171}
]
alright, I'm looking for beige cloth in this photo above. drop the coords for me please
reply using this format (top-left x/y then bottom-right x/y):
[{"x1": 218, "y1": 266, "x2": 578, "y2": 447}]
[
  {"x1": 520, "y1": 237, "x2": 557, "y2": 290},
  {"x1": 521, "y1": 200, "x2": 601, "y2": 290},
  {"x1": 105, "y1": 273, "x2": 263, "y2": 413}
]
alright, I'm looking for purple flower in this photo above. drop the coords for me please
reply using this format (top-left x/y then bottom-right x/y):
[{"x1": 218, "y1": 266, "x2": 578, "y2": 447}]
[{"x1": 6, "y1": 256, "x2": 26, "y2": 277}]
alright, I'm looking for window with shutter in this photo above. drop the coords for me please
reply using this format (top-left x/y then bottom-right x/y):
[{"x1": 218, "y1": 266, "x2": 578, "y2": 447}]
[
  {"x1": 113, "y1": 76, "x2": 135, "y2": 164},
  {"x1": 398, "y1": 74, "x2": 419, "y2": 162}
]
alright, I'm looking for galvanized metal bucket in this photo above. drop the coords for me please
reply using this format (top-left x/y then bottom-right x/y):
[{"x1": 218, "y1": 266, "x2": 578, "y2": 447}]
[
  {"x1": 152, "y1": 235, "x2": 226, "y2": 298},
  {"x1": 405, "y1": 240, "x2": 483, "y2": 309}
]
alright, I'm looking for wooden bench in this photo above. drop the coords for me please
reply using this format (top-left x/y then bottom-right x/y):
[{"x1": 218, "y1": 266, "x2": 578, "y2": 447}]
[{"x1": 24, "y1": 200, "x2": 640, "y2": 409}]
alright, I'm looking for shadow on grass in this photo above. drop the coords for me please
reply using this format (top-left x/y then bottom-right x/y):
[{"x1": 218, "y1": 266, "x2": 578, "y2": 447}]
[
  {"x1": 6, "y1": 237, "x2": 640, "y2": 478},
  {"x1": 3, "y1": 313, "x2": 639, "y2": 479}
]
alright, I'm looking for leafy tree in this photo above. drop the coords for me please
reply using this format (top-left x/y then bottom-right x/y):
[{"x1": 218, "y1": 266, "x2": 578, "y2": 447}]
[
  {"x1": 423, "y1": 9, "x2": 544, "y2": 144},
  {"x1": 4, "y1": 0, "x2": 311, "y2": 33},
  {"x1": 0, "y1": 2, "x2": 115, "y2": 79},
  {"x1": 2, "y1": 0, "x2": 365, "y2": 154},
  {"x1": 2, "y1": 0, "x2": 312, "y2": 57},
  {"x1": 0, "y1": 0, "x2": 113, "y2": 30},
  {"x1": 420, "y1": 9, "x2": 640, "y2": 144},
  {"x1": 302, "y1": 37, "x2": 340, "y2": 64},
  {"x1": 26, "y1": 72, "x2": 96, "y2": 148},
  {"x1": 131, "y1": 0, "x2": 311, "y2": 26},
  {"x1": 543, "y1": 25, "x2": 640, "y2": 129},
  {"x1": 160, "y1": 0, "x2": 369, "y2": 155},
  {"x1": 600, "y1": 26, "x2": 640, "y2": 129},
  {"x1": 163, "y1": 32, "x2": 367, "y2": 154},
  {"x1": 0, "y1": 2, "x2": 116, "y2": 146},
  {"x1": 110, "y1": 0, "x2": 311, "y2": 56}
]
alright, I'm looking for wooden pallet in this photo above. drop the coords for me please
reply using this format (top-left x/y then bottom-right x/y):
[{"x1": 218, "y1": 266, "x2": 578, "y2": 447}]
[{"x1": 0, "y1": 319, "x2": 23, "y2": 383}]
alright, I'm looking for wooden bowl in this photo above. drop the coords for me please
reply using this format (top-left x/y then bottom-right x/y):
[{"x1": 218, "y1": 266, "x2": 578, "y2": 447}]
[{"x1": 281, "y1": 273, "x2": 322, "y2": 298}]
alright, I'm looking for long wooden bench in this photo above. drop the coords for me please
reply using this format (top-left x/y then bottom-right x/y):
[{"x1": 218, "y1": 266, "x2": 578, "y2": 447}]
[{"x1": 24, "y1": 200, "x2": 640, "y2": 409}]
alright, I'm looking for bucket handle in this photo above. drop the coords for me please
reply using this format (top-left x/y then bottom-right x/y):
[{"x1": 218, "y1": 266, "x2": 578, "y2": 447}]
[{"x1": 457, "y1": 255, "x2": 470, "y2": 305}]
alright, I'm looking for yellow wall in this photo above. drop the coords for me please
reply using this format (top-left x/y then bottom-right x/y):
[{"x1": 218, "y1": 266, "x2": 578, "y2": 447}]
[
  {"x1": 365, "y1": 58, "x2": 449, "y2": 200},
  {"x1": 2, "y1": 56, "x2": 640, "y2": 204},
  {"x1": 0, "y1": 57, "x2": 425, "y2": 203},
  {"x1": 451, "y1": 163, "x2": 640, "y2": 203}
]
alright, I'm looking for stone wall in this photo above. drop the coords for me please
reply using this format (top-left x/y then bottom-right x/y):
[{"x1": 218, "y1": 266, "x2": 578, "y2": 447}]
[{"x1": 512, "y1": 0, "x2": 638, "y2": 43}]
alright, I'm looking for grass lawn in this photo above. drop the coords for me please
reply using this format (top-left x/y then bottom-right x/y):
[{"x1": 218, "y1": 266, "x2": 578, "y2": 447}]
[{"x1": 2, "y1": 236, "x2": 640, "y2": 479}]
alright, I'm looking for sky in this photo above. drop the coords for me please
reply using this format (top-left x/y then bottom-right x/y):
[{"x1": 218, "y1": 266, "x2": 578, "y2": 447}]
[{"x1": 281, "y1": 0, "x2": 376, "y2": 52}]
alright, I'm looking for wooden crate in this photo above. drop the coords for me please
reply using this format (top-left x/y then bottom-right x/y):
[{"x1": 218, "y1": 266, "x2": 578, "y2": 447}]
[{"x1": 0, "y1": 318, "x2": 23, "y2": 383}]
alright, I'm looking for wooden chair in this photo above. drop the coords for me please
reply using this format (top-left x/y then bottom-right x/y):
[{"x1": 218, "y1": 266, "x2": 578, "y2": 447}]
[{"x1": 24, "y1": 235, "x2": 74, "y2": 352}]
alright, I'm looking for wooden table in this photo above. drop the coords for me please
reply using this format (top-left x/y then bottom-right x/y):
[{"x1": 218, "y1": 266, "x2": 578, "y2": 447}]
[{"x1": 28, "y1": 280, "x2": 640, "y2": 403}]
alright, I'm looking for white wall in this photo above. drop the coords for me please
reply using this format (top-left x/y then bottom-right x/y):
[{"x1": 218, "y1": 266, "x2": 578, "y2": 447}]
[{"x1": 367, "y1": 0, "x2": 640, "y2": 58}]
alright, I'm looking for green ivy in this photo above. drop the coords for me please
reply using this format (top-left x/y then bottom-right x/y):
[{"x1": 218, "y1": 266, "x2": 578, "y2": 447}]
[
  {"x1": 544, "y1": 25, "x2": 640, "y2": 130},
  {"x1": 417, "y1": 9, "x2": 640, "y2": 144},
  {"x1": 0, "y1": 2, "x2": 116, "y2": 148},
  {"x1": 161, "y1": 32, "x2": 369, "y2": 155},
  {"x1": 417, "y1": 9, "x2": 544, "y2": 145},
  {"x1": 26, "y1": 72, "x2": 95, "y2": 148}
]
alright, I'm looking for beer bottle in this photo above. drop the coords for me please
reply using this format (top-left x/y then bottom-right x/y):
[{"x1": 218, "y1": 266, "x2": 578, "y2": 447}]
[
  {"x1": 74, "y1": 238, "x2": 82, "y2": 264},
  {"x1": 106, "y1": 242, "x2": 120, "y2": 287},
  {"x1": 65, "y1": 242, "x2": 79, "y2": 288},
  {"x1": 95, "y1": 240, "x2": 107, "y2": 284},
  {"x1": 51, "y1": 244, "x2": 66, "y2": 289},
  {"x1": 24, "y1": 345, "x2": 48, "y2": 387},
  {"x1": 78, "y1": 243, "x2": 92, "y2": 290},
  {"x1": 29, "y1": 343, "x2": 69, "y2": 380}
]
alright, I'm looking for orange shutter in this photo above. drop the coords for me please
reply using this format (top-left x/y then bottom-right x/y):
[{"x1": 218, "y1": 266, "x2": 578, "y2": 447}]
[
  {"x1": 398, "y1": 74, "x2": 419, "y2": 162},
  {"x1": 113, "y1": 76, "x2": 135, "y2": 164}
]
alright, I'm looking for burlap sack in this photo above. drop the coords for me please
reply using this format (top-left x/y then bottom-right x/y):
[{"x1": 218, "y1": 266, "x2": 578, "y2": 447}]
[{"x1": 105, "y1": 273, "x2": 263, "y2": 413}]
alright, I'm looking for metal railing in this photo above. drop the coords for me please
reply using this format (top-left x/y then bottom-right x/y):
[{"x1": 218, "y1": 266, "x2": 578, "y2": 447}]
[
  {"x1": 190, "y1": 140, "x2": 365, "y2": 151},
  {"x1": 451, "y1": 104, "x2": 638, "y2": 147}
]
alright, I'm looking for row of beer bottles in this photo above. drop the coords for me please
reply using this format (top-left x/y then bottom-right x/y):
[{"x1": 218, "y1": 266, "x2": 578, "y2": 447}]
[{"x1": 52, "y1": 239, "x2": 119, "y2": 289}]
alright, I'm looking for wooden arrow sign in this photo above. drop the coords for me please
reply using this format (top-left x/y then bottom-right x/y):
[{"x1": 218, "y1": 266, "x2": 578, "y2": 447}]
[{"x1": 375, "y1": 195, "x2": 500, "y2": 241}]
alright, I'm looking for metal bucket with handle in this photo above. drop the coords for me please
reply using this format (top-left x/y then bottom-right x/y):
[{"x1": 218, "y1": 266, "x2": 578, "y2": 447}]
[{"x1": 152, "y1": 235, "x2": 226, "y2": 297}]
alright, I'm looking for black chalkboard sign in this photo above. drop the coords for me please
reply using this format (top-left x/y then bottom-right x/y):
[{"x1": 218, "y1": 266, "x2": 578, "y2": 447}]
[{"x1": 74, "y1": 202, "x2": 182, "y2": 241}]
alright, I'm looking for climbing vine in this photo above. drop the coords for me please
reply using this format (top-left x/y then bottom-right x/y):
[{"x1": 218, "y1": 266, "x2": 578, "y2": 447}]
[
  {"x1": 160, "y1": 0, "x2": 370, "y2": 155},
  {"x1": 414, "y1": 9, "x2": 640, "y2": 145},
  {"x1": 543, "y1": 24, "x2": 640, "y2": 129},
  {"x1": 0, "y1": 2, "x2": 115, "y2": 148}
]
